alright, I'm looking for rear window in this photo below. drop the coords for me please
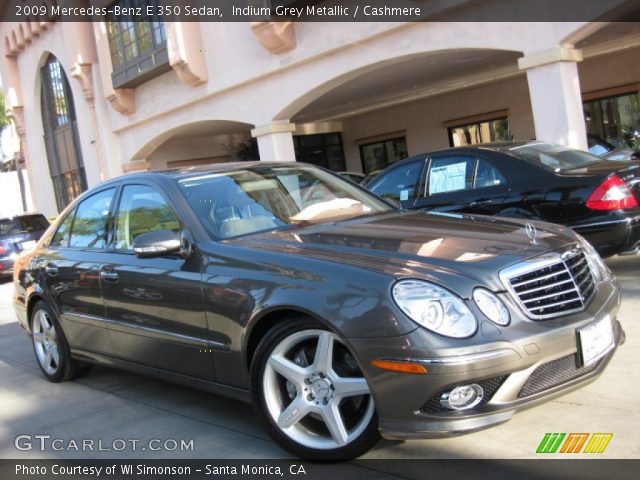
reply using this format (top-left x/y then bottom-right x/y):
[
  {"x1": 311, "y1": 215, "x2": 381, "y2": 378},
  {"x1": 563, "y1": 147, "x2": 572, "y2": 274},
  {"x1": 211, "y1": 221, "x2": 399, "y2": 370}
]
[
  {"x1": 20, "y1": 215, "x2": 49, "y2": 232},
  {"x1": 509, "y1": 143, "x2": 602, "y2": 171},
  {"x1": 0, "y1": 215, "x2": 49, "y2": 236}
]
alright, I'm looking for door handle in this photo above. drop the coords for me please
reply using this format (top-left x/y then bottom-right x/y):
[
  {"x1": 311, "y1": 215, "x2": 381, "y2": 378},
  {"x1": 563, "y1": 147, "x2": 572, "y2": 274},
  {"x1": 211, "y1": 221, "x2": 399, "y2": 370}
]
[
  {"x1": 100, "y1": 269, "x2": 119, "y2": 282},
  {"x1": 45, "y1": 262, "x2": 58, "y2": 276},
  {"x1": 469, "y1": 199, "x2": 493, "y2": 208}
]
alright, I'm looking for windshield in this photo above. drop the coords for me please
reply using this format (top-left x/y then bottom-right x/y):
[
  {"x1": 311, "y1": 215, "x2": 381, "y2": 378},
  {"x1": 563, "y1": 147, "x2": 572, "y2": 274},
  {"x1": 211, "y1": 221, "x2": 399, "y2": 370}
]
[
  {"x1": 177, "y1": 165, "x2": 393, "y2": 239},
  {"x1": 509, "y1": 142, "x2": 603, "y2": 171}
]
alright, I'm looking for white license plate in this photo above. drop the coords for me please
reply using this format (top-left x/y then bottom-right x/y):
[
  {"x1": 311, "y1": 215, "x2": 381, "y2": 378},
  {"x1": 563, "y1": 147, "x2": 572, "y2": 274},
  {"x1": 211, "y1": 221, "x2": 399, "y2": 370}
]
[{"x1": 578, "y1": 316, "x2": 614, "y2": 366}]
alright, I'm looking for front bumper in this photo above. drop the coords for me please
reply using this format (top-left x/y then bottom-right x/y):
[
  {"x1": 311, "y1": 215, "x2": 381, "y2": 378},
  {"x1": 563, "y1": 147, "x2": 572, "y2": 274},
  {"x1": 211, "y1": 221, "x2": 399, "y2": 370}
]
[{"x1": 348, "y1": 281, "x2": 623, "y2": 440}]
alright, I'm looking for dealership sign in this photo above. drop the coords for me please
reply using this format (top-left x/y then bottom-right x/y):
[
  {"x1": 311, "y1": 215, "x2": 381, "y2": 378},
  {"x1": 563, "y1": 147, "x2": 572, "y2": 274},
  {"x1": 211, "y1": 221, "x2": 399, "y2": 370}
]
[{"x1": 536, "y1": 433, "x2": 613, "y2": 454}]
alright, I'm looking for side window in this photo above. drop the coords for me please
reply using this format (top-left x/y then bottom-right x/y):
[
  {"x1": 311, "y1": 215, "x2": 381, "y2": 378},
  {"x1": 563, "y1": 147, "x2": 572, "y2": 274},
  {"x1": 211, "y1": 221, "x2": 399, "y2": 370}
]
[
  {"x1": 69, "y1": 188, "x2": 116, "y2": 248},
  {"x1": 369, "y1": 161, "x2": 423, "y2": 202},
  {"x1": 474, "y1": 159, "x2": 507, "y2": 189},
  {"x1": 50, "y1": 209, "x2": 76, "y2": 247},
  {"x1": 427, "y1": 156, "x2": 475, "y2": 195},
  {"x1": 114, "y1": 184, "x2": 180, "y2": 250}
]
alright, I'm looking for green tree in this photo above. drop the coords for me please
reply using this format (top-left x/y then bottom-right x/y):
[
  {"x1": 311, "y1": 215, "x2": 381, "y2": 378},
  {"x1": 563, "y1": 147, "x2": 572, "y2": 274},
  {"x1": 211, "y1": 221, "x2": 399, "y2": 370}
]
[{"x1": 0, "y1": 89, "x2": 10, "y2": 131}]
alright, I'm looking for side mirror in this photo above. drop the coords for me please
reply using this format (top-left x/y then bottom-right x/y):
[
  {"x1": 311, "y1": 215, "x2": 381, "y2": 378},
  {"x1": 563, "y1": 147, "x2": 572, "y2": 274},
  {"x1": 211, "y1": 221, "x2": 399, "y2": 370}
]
[{"x1": 133, "y1": 229, "x2": 181, "y2": 258}]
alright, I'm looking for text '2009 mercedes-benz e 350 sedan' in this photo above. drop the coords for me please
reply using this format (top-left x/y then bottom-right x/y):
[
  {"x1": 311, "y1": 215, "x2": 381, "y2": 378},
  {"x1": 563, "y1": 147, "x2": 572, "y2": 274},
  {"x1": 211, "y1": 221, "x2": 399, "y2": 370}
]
[{"x1": 13, "y1": 163, "x2": 624, "y2": 459}]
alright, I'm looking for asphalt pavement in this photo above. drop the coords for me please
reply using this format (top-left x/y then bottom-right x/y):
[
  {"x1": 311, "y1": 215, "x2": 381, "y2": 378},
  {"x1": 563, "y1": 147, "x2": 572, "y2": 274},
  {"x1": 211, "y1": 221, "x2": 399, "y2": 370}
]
[{"x1": 0, "y1": 255, "x2": 638, "y2": 460}]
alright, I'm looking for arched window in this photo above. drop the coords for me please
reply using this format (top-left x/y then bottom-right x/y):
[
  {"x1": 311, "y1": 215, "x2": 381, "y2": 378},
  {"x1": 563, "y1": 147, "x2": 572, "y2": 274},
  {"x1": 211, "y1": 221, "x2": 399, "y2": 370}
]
[{"x1": 41, "y1": 54, "x2": 87, "y2": 211}]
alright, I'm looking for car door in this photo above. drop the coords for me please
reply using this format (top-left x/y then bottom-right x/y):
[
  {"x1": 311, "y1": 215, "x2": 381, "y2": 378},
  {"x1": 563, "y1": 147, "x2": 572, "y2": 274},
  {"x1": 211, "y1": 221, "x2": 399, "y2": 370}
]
[
  {"x1": 40, "y1": 187, "x2": 117, "y2": 355},
  {"x1": 414, "y1": 154, "x2": 509, "y2": 215},
  {"x1": 100, "y1": 182, "x2": 214, "y2": 380},
  {"x1": 367, "y1": 158, "x2": 426, "y2": 209}
]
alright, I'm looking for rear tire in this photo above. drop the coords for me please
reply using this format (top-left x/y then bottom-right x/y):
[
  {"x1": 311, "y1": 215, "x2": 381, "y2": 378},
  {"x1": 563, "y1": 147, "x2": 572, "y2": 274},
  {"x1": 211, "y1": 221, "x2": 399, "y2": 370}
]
[
  {"x1": 30, "y1": 301, "x2": 89, "y2": 382},
  {"x1": 251, "y1": 317, "x2": 380, "y2": 460}
]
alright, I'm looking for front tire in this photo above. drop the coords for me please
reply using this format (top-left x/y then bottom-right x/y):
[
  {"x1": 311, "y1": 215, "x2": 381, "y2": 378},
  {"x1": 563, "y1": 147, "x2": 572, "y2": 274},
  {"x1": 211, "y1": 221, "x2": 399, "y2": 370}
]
[
  {"x1": 251, "y1": 317, "x2": 380, "y2": 460},
  {"x1": 30, "y1": 301, "x2": 90, "y2": 382}
]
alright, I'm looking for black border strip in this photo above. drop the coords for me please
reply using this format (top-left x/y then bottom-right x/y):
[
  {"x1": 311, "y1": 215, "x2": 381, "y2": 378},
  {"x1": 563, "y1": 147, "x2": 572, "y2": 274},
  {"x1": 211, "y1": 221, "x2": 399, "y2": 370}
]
[{"x1": 2, "y1": 0, "x2": 640, "y2": 23}]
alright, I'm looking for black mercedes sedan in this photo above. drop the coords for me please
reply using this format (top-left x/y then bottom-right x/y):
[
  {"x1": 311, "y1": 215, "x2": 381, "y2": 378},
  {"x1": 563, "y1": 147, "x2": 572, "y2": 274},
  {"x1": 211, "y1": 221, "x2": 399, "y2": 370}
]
[
  {"x1": 13, "y1": 163, "x2": 624, "y2": 459},
  {"x1": 367, "y1": 142, "x2": 640, "y2": 257}
]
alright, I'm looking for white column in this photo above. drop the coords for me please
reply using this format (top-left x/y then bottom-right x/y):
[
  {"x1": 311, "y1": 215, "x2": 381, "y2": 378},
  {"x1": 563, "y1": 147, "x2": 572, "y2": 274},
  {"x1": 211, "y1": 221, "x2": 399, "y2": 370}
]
[
  {"x1": 251, "y1": 122, "x2": 297, "y2": 161},
  {"x1": 519, "y1": 47, "x2": 587, "y2": 150}
]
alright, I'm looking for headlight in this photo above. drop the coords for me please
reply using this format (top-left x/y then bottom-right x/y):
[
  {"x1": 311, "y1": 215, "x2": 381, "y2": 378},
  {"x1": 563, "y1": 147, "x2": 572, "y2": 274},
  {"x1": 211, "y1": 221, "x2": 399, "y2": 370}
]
[
  {"x1": 576, "y1": 234, "x2": 612, "y2": 282},
  {"x1": 392, "y1": 280, "x2": 477, "y2": 338},
  {"x1": 472, "y1": 288, "x2": 510, "y2": 326}
]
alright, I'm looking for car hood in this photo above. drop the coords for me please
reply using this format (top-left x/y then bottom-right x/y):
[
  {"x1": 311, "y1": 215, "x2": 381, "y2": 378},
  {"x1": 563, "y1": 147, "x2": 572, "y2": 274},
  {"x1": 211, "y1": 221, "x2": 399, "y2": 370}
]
[{"x1": 228, "y1": 211, "x2": 576, "y2": 291}]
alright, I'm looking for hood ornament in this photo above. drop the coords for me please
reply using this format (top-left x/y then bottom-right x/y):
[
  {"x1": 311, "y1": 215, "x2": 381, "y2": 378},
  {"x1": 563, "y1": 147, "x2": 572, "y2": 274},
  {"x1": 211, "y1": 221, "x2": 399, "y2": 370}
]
[{"x1": 525, "y1": 222, "x2": 538, "y2": 245}]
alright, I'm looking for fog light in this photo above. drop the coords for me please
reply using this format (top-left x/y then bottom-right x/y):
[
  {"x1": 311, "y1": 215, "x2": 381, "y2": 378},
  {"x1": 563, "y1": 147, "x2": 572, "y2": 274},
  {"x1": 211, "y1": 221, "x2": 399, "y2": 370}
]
[{"x1": 440, "y1": 384, "x2": 484, "y2": 410}]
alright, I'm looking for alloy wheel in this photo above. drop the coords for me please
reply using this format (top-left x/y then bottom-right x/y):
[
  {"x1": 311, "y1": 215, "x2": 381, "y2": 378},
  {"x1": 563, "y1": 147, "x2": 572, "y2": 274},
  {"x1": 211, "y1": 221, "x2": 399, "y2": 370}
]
[
  {"x1": 262, "y1": 329, "x2": 374, "y2": 450},
  {"x1": 32, "y1": 309, "x2": 60, "y2": 375}
]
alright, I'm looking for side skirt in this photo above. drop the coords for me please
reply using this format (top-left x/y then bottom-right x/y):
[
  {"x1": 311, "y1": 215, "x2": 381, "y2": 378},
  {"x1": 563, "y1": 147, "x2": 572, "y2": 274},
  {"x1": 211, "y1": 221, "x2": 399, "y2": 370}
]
[{"x1": 70, "y1": 349, "x2": 252, "y2": 404}]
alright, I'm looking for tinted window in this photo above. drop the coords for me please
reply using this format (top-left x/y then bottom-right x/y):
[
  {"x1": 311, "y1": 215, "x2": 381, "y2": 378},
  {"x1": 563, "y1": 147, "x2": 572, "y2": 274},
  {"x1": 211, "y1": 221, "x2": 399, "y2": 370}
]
[
  {"x1": 50, "y1": 209, "x2": 76, "y2": 247},
  {"x1": 510, "y1": 143, "x2": 602, "y2": 170},
  {"x1": 427, "y1": 156, "x2": 475, "y2": 195},
  {"x1": 360, "y1": 137, "x2": 409, "y2": 173},
  {"x1": 584, "y1": 92, "x2": 640, "y2": 150},
  {"x1": 69, "y1": 188, "x2": 115, "y2": 248},
  {"x1": 448, "y1": 117, "x2": 510, "y2": 146},
  {"x1": 369, "y1": 161, "x2": 423, "y2": 202},
  {"x1": 293, "y1": 133, "x2": 346, "y2": 171},
  {"x1": 0, "y1": 215, "x2": 49, "y2": 236},
  {"x1": 114, "y1": 185, "x2": 181, "y2": 250},
  {"x1": 474, "y1": 159, "x2": 506, "y2": 188},
  {"x1": 20, "y1": 215, "x2": 49, "y2": 232}
]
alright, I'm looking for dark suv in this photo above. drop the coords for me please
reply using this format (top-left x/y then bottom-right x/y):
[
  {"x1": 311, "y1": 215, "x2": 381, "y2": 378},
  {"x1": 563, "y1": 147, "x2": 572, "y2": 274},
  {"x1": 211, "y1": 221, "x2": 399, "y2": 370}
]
[{"x1": 0, "y1": 214, "x2": 50, "y2": 277}]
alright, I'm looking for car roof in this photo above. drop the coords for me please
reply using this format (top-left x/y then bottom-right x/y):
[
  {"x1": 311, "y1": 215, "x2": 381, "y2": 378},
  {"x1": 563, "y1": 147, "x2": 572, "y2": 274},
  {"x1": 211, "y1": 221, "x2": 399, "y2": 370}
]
[
  {"x1": 98, "y1": 161, "x2": 307, "y2": 187},
  {"x1": 378, "y1": 140, "x2": 547, "y2": 171},
  {"x1": 154, "y1": 161, "x2": 279, "y2": 177},
  {"x1": 0, "y1": 212, "x2": 47, "y2": 221},
  {"x1": 420, "y1": 141, "x2": 535, "y2": 156}
]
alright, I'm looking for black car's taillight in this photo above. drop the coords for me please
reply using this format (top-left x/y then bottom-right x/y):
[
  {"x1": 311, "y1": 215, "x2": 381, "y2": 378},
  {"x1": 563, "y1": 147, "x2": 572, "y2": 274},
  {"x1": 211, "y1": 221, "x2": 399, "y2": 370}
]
[
  {"x1": 586, "y1": 175, "x2": 638, "y2": 211},
  {"x1": 0, "y1": 243, "x2": 6, "y2": 256}
]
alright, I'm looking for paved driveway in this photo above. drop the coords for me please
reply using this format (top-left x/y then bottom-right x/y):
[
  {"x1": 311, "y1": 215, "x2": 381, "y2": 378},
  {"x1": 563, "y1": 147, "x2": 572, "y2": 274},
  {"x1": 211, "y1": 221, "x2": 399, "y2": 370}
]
[{"x1": 0, "y1": 255, "x2": 638, "y2": 460}]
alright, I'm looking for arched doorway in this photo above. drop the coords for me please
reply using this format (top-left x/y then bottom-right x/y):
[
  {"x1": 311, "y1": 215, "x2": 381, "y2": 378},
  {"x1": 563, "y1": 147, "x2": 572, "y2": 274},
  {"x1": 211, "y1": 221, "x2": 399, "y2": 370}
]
[
  {"x1": 274, "y1": 48, "x2": 525, "y2": 172},
  {"x1": 129, "y1": 120, "x2": 257, "y2": 171},
  {"x1": 40, "y1": 54, "x2": 87, "y2": 211}
]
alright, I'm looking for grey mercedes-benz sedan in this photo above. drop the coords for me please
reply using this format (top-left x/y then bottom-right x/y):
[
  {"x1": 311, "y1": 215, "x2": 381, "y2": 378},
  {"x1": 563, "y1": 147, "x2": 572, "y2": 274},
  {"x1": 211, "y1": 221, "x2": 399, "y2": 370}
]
[{"x1": 13, "y1": 163, "x2": 623, "y2": 459}]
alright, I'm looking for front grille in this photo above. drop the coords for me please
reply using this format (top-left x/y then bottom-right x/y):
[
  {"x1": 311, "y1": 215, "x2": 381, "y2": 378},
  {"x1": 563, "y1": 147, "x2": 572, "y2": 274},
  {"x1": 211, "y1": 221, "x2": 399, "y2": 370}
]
[
  {"x1": 420, "y1": 376, "x2": 507, "y2": 414},
  {"x1": 518, "y1": 353, "x2": 600, "y2": 398},
  {"x1": 505, "y1": 248, "x2": 595, "y2": 320}
]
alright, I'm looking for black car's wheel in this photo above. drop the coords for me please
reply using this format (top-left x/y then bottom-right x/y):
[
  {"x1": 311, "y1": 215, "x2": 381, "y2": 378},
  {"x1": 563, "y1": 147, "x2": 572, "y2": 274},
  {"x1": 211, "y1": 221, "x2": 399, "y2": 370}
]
[
  {"x1": 251, "y1": 317, "x2": 380, "y2": 460},
  {"x1": 30, "y1": 301, "x2": 90, "y2": 382}
]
